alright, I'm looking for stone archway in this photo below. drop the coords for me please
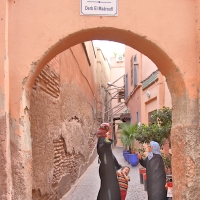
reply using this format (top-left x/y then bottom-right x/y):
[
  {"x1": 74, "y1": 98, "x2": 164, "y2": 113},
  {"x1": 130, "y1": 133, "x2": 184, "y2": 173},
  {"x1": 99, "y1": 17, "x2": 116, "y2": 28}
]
[
  {"x1": 23, "y1": 27, "x2": 198, "y2": 200},
  {"x1": 1, "y1": 1, "x2": 199, "y2": 199},
  {"x1": 26, "y1": 27, "x2": 189, "y2": 128}
]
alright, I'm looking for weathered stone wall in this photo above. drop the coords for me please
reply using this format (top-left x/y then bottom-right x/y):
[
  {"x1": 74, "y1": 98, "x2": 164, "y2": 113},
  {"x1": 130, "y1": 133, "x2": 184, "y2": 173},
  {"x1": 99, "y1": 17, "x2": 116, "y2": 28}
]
[
  {"x1": 0, "y1": 115, "x2": 7, "y2": 199},
  {"x1": 30, "y1": 45, "x2": 100, "y2": 199},
  {"x1": 171, "y1": 124, "x2": 200, "y2": 200},
  {"x1": 31, "y1": 65, "x2": 60, "y2": 199},
  {"x1": 0, "y1": 1, "x2": 12, "y2": 199}
]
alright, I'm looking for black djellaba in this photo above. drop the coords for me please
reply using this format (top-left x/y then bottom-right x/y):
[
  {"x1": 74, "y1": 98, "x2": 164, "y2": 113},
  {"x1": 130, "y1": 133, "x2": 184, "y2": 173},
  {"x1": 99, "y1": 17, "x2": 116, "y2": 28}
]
[{"x1": 139, "y1": 154, "x2": 168, "y2": 200}]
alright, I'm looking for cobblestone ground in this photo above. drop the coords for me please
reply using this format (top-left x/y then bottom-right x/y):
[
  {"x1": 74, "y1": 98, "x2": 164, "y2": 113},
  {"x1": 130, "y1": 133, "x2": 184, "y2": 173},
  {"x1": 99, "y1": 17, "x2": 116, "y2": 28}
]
[{"x1": 61, "y1": 147, "x2": 148, "y2": 200}]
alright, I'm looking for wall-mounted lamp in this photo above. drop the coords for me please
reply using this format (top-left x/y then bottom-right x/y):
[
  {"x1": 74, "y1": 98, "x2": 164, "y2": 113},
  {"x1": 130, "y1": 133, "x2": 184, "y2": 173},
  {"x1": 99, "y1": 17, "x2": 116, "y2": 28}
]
[
  {"x1": 107, "y1": 82, "x2": 113, "y2": 86},
  {"x1": 146, "y1": 91, "x2": 151, "y2": 97}
]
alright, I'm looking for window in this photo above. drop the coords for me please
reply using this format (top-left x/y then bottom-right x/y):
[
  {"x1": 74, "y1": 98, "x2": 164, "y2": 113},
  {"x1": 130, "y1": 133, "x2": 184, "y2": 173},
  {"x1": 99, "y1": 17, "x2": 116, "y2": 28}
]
[
  {"x1": 118, "y1": 123, "x2": 123, "y2": 130},
  {"x1": 134, "y1": 64, "x2": 138, "y2": 88},
  {"x1": 134, "y1": 55, "x2": 137, "y2": 62},
  {"x1": 148, "y1": 110, "x2": 156, "y2": 124},
  {"x1": 125, "y1": 74, "x2": 128, "y2": 99},
  {"x1": 118, "y1": 90, "x2": 124, "y2": 103},
  {"x1": 131, "y1": 56, "x2": 134, "y2": 85},
  {"x1": 131, "y1": 55, "x2": 138, "y2": 88},
  {"x1": 136, "y1": 111, "x2": 139, "y2": 124}
]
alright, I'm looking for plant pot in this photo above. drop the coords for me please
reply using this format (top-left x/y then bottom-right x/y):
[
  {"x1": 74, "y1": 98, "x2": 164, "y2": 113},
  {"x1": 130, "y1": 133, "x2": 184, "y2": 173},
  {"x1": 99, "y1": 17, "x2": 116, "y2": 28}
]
[
  {"x1": 143, "y1": 173, "x2": 147, "y2": 191},
  {"x1": 123, "y1": 151, "x2": 130, "y2": 161},
  {"x1": 167, "y1": 182, "x2": 173, "y2": 199},
  {"x1": 124, "y1": 152, "x2": 130, "y2": 162},
  {"x1": 139, "y1": 168, "x2": 146, "y2": 184},
  {"x1": 129, "y1": 154, "x2": 139, "y2": 166},
  {"x1": 127, "y1": 154, "x2": 131, "y2": 164}
]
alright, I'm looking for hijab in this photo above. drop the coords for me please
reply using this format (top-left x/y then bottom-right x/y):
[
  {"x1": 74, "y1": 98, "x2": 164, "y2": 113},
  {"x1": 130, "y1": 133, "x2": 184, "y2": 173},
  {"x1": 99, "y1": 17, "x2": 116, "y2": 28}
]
[
  {"x1": 148, "y1": 141, "x2": 161, "y2": 160},
  {"x1": 96, "y1": 123, "x2": 110, "y2": 138}
]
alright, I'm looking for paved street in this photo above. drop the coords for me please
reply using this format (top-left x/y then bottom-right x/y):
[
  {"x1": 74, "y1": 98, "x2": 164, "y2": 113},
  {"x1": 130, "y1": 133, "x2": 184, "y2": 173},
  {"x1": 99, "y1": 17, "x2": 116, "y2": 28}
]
[{"x1": 61, "y1": 147, "x2": 148, "y2": 200}]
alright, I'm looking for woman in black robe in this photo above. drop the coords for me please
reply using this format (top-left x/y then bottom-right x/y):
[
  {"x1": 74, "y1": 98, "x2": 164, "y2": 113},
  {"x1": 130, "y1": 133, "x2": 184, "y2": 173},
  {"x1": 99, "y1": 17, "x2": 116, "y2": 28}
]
[
  {"x1": 138, "y1": 141, "x2": 167, "y2": 200},
  {"x1": 97, "y1": 123, "x2": 122, "y2": 200}
]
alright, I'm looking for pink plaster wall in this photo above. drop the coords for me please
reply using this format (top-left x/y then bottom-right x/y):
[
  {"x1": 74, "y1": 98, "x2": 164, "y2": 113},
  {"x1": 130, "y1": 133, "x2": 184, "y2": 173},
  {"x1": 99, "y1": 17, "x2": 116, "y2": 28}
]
[
  {"x1": 125, "y1": 46, "x2": 172, "y2": 124},
  {"x1": 0, "y1": 1, "x2": 199, "y2": 199},
  {"x1": 85, "y1": 42, "x2": 97, "y2": 83},
  {"x1": 59, "y1": 44, "x2": 96, "y2": 103},
  {"x1": 164, "y1": 81, "x2": 172, "y2": 108},
  {"x1": 0, "y1": 1, "x2": 5, "y2": 102},
  {"x1": 125, "y1": 46, "x2": 141, "y2": 95},
  {"x1": 144, "y1": 97, "x2": 158, "y2": 123},
  {"x1": 140, "y1": 73, "x2": 172, "y2": 124},
  {"x1": 142, "y1": 55, "x2": 158, "y2": 81},
  {"x1": 96, "y1": 48, "x2": 110, "y2": 89},
  {"x1": 127, "y1": 88, "x2": 141, "y2": 124}
]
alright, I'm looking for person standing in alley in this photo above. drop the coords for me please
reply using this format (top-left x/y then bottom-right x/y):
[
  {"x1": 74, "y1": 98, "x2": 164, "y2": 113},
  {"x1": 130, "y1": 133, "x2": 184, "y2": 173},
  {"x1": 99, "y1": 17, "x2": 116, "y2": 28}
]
[
  {"x1": 117, "y1": 166, "x2": 130, "y2": 200},
  {"x1": 138, "y1": 141, "x2": 167, "y2": 200},
  {"x1": 97, "y1": 123, "x2": 122, "y2": 200}
]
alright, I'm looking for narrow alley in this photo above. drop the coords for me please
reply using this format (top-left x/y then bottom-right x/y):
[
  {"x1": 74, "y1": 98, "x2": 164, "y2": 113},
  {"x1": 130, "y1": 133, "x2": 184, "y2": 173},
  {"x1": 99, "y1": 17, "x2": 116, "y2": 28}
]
[{"x1": 62, "y1": 147, "x2": 148, "y2": 200}]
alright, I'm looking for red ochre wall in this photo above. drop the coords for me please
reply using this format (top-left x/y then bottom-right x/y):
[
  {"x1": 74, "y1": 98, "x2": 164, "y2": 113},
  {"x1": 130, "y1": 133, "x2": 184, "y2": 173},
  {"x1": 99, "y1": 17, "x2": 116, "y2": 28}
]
[{"x1": 30, "y1": 43, "x2": 101, "y2": 199}]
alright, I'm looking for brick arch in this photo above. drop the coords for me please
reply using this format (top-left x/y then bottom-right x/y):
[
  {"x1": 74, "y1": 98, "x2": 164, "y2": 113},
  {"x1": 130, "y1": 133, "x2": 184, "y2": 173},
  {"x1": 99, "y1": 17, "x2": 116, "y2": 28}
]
[{"x1": 25, "y1": 27, "x2": 185, "y2": 100}]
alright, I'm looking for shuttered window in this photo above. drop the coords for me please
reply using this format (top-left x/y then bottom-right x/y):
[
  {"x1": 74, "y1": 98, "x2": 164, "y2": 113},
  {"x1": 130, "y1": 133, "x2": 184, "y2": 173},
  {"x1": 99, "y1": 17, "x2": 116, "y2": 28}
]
[
  {"x1": 131, "y1": 56, "x2": 133, "y2": 85},
  {"x1": 134, "y1": 64, "x2": 138, "y2": 88},
  {"x1": 125, "y1": 74, "x2": 128, "y2": 99}
]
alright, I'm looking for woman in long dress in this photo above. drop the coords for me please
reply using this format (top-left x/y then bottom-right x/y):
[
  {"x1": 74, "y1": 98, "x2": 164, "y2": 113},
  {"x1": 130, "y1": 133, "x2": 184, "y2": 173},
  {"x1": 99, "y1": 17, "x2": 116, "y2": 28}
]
[
  {"x1": 138, "y1": 141, "x2": 167, "y2": 200},
  {"x1": 97, "y1": 123, "x2": 122, "y2": 200}
]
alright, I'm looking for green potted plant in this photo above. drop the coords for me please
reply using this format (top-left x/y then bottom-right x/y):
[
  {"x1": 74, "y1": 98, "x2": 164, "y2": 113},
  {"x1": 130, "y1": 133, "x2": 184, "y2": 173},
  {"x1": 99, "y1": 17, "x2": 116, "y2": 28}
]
[
  {"x1": 134, "y1": 107, "x2": 172, "y2": 147},
  {"x1": 120, "y1": 123, "x2": 137, "y2": 152},
  {"x1": 120, "y1": 123, "x2": 139, "y2": 166},
  {"x1": 162, "y1": 153, "x2": 171, "y2": 175},
  {"x1": 121, "y1": 134, "x2": 130, "y2": 160},
  {"x1": 137, "y1": 147, "x2": 146, "y2": 184},
  {"x1": 133, "y1": 107, "x2": 172, "y2": 183}
]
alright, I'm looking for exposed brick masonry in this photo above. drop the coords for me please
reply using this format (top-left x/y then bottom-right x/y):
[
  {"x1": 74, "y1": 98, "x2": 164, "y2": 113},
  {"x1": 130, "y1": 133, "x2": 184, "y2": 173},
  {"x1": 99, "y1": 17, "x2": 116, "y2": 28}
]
[
  {"x1": 52, "y1": 138, "x2": 84, "y2": 186},
  {"x1": 0, "y1": 115, "x2": 7, "y2": 200},
  {"x1": 33, "y1": 65, "x2": 60, "y2": 98},
  {"x1": 53, "y1": 138, "x2": 68, "y2": 185}
]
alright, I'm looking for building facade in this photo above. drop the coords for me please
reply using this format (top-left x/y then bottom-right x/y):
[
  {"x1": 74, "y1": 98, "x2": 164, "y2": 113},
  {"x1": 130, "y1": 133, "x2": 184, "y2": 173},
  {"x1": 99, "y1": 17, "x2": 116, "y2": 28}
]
[{"x1": 125, "y1": 46, "x2": 172, "y2": 126}]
